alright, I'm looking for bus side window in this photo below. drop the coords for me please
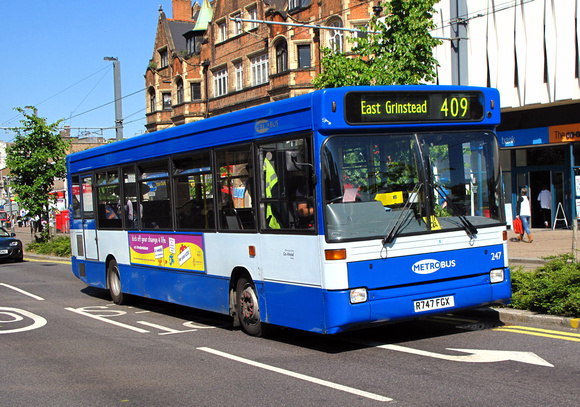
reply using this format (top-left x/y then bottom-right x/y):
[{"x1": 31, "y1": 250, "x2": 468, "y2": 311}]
[
  {"x1": 173, "y1": 153, "x2": 215, "y2": 230},
  {"x1": 71, "y1": 176, "x2": 82, "y2": 219},
  {"x1": 138, "y1": 161, "x2": 172, "y2": 230},
  {"x1": 97, "y1": 170, "x2": 122, "y2": 229},
  {"x1": 259, "y1": 137, "x2": 315, "y2": 231},
  {"x1": 215, "y1": 145, "x2": 255, "y2": 231},
  {"x1": 123, "y1": 167, "x2": 139, "y2": 229}
]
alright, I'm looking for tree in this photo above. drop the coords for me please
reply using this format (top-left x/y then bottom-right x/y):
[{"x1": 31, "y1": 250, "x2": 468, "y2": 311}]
[
  {"x1": 312, "y1": 0, "x2": 442, "y2": 88},
  {"x1": 6, "y1": 106, "x2": 69, "y2": 242}
]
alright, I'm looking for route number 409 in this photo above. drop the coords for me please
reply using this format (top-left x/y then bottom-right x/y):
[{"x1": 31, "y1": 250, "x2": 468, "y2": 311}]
[{"x1": 440, "y1": 97, "x2": 468, "y2": 118}]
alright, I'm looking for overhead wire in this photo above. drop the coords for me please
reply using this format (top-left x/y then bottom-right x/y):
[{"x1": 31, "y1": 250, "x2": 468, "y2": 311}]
[{"x1": 1, "y1": 65, "x2": 112, "y2": 128}]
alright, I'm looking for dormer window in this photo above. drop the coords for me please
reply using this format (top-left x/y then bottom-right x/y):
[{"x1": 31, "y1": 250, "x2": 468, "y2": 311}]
[
  {"x1": 159, "y1": 48, "x2": 168, "y2": 68},
  {"x1": 186, "y1": 35, "x2": 202, "y2": 55}
]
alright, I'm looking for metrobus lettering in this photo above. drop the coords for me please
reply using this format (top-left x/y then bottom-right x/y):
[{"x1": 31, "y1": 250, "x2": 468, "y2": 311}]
[{"x1": 412, "y1": 259, "x2": 456, "y2": 274}]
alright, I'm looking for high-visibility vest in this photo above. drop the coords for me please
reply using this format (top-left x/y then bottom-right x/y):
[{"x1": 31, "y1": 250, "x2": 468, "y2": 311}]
[{"x1": 263, "y1": 158, "x2": 280, "y2": 229}]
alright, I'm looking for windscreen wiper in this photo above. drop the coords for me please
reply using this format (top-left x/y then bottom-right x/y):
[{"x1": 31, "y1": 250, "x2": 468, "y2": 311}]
[
  {"x1": 383, "y1": 183, "x2": 422, "y2": 245},
  {"x1": 434, "y1": 184, "x2": 477, "y2": 239}
]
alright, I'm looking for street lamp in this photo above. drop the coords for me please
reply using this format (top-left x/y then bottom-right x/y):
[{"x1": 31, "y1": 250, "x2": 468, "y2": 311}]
[{"x1": 104, "y1": 57, "x2": 124, "y2": 140}]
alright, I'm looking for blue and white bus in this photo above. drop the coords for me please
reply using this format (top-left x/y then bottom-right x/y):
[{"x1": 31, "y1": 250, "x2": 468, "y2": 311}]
[{"x1": 67, "y1": 86, "x2": 510, "y2": 335}]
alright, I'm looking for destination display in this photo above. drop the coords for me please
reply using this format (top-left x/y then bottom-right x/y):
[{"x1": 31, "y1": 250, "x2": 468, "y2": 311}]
[{"x1": 344, "y1": 91, "x2": 485, "y2": 124}]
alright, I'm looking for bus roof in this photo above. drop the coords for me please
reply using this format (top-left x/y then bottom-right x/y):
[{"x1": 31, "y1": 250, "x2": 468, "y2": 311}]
[{"x1": 67, "y1": 85, "x2": 500, "y2": 173}]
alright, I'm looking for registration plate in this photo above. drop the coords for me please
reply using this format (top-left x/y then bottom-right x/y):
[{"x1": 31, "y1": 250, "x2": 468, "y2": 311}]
[
  {"x1": 413, "y1": 295, "x2": 455, "y2": 313},
  {"x1": 0, "y1": 249, "x2": 8, "y2": 254}
]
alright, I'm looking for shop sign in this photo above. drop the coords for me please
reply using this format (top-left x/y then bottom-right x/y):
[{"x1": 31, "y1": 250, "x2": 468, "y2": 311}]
[{"x1": 549, "y1": 123, "x2": 580, "y2": 143}]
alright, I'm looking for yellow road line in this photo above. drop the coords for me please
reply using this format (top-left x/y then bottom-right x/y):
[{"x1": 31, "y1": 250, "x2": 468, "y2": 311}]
[
  {"x1": 25, "y1": 257, "x2": 71, "y2": 265},
  {"x1": 494, "y1": 325, "x2": 580, "y2": 342}
]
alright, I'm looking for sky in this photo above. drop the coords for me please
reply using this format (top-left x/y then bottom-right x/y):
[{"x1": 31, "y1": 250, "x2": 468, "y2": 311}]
[{"x1": 0, "y1": 0, "x2": 185, "y2": 143}]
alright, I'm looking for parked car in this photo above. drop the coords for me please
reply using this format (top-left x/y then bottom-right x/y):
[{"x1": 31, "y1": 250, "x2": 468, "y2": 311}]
[{"x1": 0, "y1": 227, "x2": 23, "y2": 262}]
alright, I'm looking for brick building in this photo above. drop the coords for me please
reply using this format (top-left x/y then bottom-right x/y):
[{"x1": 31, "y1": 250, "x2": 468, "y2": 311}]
[{"x1": 145, "y1": 0, "x2": 376, "y2": 132}]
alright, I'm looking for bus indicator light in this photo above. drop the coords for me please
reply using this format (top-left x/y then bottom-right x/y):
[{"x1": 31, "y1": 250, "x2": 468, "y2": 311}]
[
  {"x1": 325, "y1": 249, "x2": 346, "y2": 261},
  {"x1": 249, "y1": 246, "x2": 256, "y2": 257}
]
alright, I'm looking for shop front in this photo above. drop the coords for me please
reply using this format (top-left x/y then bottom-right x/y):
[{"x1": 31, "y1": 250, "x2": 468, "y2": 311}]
[{"x1": 498, "y1": 123, "x2": 579, "y2": 229}]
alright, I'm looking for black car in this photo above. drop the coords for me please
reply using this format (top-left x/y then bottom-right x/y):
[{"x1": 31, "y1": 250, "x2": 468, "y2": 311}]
[{"x1": 0, "y1": 227, "x2": 23, "y2": 262}]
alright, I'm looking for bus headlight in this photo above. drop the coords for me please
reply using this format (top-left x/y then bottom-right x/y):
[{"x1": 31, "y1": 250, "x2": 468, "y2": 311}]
[
  {"x1": 350, "y1": 288, "x2": 368, "y2": 304},
  {"x1": 490, "y1": 269, "x2": 505, "y2": 283}
]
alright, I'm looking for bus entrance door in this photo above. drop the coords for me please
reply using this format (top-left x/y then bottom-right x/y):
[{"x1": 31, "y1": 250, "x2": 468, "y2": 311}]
[{"x1": 80, "y1": 175, "x2": 99, "y2": 260}]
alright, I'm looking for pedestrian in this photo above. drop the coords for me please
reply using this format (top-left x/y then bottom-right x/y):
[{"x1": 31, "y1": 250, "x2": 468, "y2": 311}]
[
  {"x1": 516, "y1": 187, "x2": 533, "y2": 243},
  {"x1": 537, "y1": 186, "x2": 552, "y2": 227}
]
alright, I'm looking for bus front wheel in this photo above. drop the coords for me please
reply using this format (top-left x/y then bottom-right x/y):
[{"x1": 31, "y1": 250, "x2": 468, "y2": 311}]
[
  {"x1": 236, "y1": 277, "x2": 263, "y2": 336},
  {"x1": 107, "y1": 259, "x2": 125, "y2": 305}
]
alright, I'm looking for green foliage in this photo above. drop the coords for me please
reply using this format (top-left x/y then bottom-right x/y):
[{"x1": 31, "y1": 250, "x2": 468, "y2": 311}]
[
  {"x1": 26, "y1": 236, "x2": 71, "y2": 257},
  {"x1": 510, "y1": 254, "x2": 580, "y2": 317},
  {"x1": 6, "y1": 107, "x2": 69, "y2": 242},
  {"x1": 313, "y1": 0, "x2": 442, "y2": 88}
]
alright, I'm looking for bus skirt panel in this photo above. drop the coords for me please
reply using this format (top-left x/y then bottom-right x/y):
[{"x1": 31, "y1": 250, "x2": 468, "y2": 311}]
[
  {"x1": 262, "y1": 281, "x2": 327, "y2": 334},
  {"x1": 120, "y1": 264, "x2": 230, "y2": 315},
  {"x1": 72, "y1": 257, "x2": 107, "y2": 290}
]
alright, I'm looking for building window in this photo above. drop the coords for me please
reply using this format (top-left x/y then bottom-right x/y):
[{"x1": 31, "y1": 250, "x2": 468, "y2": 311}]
[
  {"x1": 289, "y1": 0, "x2": 310, "y2": 12},
  {"x1": 248, "y1": 7, "x2": 258, "y2": 29},
  {"x1": 149, "y1": 89, "x2": 156, "y2": 112},
  {"x1": 232, "y1": 12, "x2": 242, "y2": 36},
  {"x1": 297, "y1": 44, "x2": 311, "y2": 68},
  {"x1": 191, "y1": 82, "x2": 202, "y2": 101},
  {"x1": 251, "y1": 54, "x2": 269, "y2": 86},
  {"x1": 235, "y1": 62, "x2": 244, "y2": 91},
  {"x1": 186, "y1": 35, "x2": 201, "y2": 55},
  {"x1": 214, "y1": 68, "x2": 228, "y2": 97},
  {"x1": 218, "y1": 21, "x2": 227, "y2": 42},
  {"x1": 176, "y1": 79, "x2": 184, "y2": 105},
  {"x1": 162, "y1": 93, "x2": 171, "y2": 110},
  {"x1": 159, "y1": 49, "x2": 168, "y2": 68},
  {"x1": 352, "y1": 25, "x2": 367, "y2": 48},
  {"x1": 328, "y1": 19, "x2": 344, "y2": 53},
  {"x1": 276, "y1": 41, "x2": 288, "y2": 73}
]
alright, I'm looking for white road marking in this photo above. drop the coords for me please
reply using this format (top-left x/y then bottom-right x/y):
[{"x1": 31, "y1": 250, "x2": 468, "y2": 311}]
[
  {"x1": 197, "y1": 347, "x2": 393, "y2": 402},
  {"x1": 0, "y1": 307, "x2": 47, "y2": 334},
  {"x1": 136, "y1": 320, "x2": 198, "y2": 335},
  {"x1": 373, "y1": 343, "x2": 554, "y2": 367},
  {"x1": 0, "y1": 283, "x2": 44, "y2": 300},
  {"x1": 65, "y1": 306, "x2": 150, "y2": 333}
]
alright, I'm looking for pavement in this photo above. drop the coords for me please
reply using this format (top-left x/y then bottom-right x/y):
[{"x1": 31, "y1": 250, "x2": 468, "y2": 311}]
[{"x1": 10, "y1": 224, "x2": 579, "y2": 330}]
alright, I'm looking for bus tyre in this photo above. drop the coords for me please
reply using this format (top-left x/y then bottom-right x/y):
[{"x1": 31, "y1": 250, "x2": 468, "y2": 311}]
[
  {"x1": 236, "y1": 277, "x2": 263, "y2": 336},
  {"x1": 107, "y1": 259, "x2": 125, "y2": 305}
]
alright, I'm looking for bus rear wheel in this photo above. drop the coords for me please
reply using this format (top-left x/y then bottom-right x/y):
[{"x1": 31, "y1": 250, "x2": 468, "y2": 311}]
[
  {"x1": 236, "y1": 277, "x2": 263, "y2": 336},
  {"x1": 107, "y1": 259, "x2": 125, "y2": 305}
]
